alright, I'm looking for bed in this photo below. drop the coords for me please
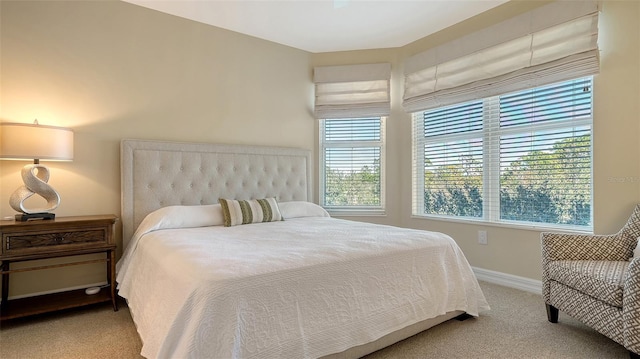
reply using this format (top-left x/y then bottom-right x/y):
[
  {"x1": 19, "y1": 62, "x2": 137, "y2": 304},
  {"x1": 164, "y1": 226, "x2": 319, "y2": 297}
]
[{"x1": 116, "y1": 139, "x2": 489, "y2": 359}]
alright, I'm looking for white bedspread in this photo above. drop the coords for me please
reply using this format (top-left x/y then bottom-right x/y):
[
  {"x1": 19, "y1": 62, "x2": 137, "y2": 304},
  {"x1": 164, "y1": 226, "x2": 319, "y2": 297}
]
[{"x1": 117, "y1": 203, "x2": 489, "y2": 359}]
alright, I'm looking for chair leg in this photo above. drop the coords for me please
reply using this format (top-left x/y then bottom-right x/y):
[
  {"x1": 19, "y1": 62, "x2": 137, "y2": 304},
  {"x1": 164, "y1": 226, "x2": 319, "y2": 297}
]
[
  {"x1": 630, "y1": 350, "x2": 640, "y2": 359},
  {"x1": 546, "y1": 303, "x2": 559, "y2": 323}
]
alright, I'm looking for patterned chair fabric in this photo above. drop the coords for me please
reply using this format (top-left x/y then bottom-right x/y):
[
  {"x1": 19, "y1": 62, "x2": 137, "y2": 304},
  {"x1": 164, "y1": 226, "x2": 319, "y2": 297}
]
[
  {"x1": 547, "y1": 260, "x2": 628, "y2": 307},
  {"x1": 541, "y1": 204, "x2": 640, "y2": 356}
]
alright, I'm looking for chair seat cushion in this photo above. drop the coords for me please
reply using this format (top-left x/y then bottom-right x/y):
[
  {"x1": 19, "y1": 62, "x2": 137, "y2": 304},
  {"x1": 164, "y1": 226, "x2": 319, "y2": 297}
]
[{"x1": 547, "y1": 260, "x2": 629, "y2": 307}]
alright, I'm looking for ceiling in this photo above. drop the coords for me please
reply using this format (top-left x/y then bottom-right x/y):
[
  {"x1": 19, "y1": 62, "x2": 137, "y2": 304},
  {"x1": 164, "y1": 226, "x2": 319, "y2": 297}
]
[{"x1": 123, "y1": 0, "x2": 509, "y2": 53}]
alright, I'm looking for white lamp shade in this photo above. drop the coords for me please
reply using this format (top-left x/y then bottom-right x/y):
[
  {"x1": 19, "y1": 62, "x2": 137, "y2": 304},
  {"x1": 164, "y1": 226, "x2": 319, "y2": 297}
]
[{"x1": 0, "y1": 122, "x2": 74, "y2": 161}]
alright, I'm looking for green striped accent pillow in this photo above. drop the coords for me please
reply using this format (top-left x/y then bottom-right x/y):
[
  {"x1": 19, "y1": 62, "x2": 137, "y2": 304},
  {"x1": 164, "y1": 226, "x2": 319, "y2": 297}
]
[{"x1": 219, "y1": 198, "x2": 283, "y2": 227}]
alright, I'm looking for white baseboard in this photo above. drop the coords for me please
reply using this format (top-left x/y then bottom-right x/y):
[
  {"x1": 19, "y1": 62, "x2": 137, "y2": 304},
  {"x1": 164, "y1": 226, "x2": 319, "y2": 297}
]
[{"x1": 472, "y1": 266, "x2": 542, "y2": 295}]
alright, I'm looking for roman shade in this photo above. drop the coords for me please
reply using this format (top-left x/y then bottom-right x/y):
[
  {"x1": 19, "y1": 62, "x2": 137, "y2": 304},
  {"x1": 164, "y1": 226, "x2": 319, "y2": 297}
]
[
  {"x1": 403, "y1": 1, "x2": 600, "y2": 113},
  {"x1": 314, "y1": 63, "x2": 391, "y2": 119}
]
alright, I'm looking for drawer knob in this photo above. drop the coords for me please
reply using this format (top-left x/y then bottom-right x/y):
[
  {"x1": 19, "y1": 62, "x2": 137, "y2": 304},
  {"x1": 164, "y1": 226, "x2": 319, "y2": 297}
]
[{"x1": 55, "y1": 235, "x2": 65, "y2": 243}]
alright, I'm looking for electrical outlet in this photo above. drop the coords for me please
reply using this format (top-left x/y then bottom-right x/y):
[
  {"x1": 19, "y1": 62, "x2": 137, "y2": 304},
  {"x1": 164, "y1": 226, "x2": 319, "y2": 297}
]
[{"x1": 478, "y1": 230, "x2": 488, "y2": 245}]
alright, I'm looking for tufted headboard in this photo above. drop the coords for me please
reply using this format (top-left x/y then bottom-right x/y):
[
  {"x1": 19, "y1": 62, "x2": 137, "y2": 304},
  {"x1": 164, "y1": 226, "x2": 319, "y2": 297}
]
[{"x1": 120, "y1": 139, "x2": 312, "y2": 248}]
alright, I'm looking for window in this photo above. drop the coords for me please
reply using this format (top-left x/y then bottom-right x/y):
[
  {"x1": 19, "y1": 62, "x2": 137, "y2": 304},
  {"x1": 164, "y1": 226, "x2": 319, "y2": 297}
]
[
  {"x1": 320, "y1": 117, "x2": 385, "y2": 214},
  {"x1": 413, "y1": 77, "x2": 592, "y2": 229}
]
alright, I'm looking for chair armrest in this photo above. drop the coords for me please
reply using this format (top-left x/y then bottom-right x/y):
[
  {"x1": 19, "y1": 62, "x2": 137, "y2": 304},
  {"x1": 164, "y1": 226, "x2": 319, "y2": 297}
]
[
  {"x1": 624, "y1": 257, "x2": 640, "y2": 353},
  {"x1": 541, "y1": 232, "x2": 630, "y2": 262}
]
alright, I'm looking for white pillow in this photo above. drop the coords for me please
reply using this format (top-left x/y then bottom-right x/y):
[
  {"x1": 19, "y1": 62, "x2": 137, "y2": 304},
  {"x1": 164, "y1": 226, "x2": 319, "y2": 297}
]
[
  {"x1": 136, "y1": 204, "x2": 224, "y2": 235},
  {"x1": 279, "y1": 201, "x2": 330, "y2": 219},
  {"x1": 133, "y1": 201, "x2": 328, "y2": 238}
]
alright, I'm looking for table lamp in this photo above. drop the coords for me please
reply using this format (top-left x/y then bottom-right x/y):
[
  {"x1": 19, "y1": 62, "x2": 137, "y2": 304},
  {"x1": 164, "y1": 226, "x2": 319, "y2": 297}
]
[{"x1": 0, "y1": 120, "x2": 74, "y2": 221}]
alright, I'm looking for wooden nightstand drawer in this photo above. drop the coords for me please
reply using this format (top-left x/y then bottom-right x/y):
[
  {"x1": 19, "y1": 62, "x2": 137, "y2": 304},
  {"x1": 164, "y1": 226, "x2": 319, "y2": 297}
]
[
  {"x1": 5, "y1": 228, "x2": 107, "y2": 253},
  {"x1": 0, "y1": 215, "x2": 119, "y2": 321},
  {"x1": 1, "y1": 215, "x2": 115, "y2": 260}
]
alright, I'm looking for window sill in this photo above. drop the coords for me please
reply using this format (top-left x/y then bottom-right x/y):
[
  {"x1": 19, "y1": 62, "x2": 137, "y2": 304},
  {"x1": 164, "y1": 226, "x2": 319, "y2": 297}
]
[{"x1": 410, "y1": 214, "x2": 593, "y2": 234}]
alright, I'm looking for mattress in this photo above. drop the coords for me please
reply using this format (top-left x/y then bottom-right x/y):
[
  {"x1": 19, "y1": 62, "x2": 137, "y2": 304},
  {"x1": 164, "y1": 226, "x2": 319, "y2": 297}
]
[{"x1": 116, "y1": 201, "x2": 489, "y2": 358}]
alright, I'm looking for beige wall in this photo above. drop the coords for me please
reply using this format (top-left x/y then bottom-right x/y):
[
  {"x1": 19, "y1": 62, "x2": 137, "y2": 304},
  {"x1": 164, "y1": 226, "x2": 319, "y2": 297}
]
[
  {"x1": 1, "y1": 0, "x2": 638, "y2": 297},
  {"x1": 0, "y1": 0, "x2": 313, "y2": 297}
]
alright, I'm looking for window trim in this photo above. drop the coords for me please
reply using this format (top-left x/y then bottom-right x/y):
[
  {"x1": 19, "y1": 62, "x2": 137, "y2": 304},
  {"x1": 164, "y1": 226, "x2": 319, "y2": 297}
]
[
  {"x1": 409, "y1": 212, "x2": 593, "y2": 234},
  {"x1": 319, "y1": 117, "x2": 386, "y2": 216},
  {"x1": 412, "y1": 78, "x2": 593, "y2": 230}
]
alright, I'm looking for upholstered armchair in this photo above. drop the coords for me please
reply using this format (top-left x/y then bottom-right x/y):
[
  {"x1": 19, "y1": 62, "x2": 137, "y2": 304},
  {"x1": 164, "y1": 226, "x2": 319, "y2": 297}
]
[{"x1": 541, "y1": 205, "x2": 640, "y2": 358}]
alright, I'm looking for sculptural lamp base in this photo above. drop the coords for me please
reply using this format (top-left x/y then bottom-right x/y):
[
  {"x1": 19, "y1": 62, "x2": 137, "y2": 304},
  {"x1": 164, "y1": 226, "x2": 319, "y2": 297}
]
[
  {"x1": 9, "y1": 163, "x2": 62, "y2": 219},
  {"x1": 15, "y1": 212, "x2": 56, "y2": 221}
]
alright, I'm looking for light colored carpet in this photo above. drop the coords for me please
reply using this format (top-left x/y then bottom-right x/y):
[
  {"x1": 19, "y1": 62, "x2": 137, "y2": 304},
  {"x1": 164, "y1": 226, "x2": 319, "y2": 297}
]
[{"x1": 0, "y1": 281, "x2": 630, "y2": 358}]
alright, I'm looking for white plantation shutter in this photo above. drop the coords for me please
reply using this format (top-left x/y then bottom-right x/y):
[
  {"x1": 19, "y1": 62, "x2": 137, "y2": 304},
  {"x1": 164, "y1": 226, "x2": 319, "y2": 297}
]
[
  {"x1": 497, "y1": 78, "x2": 592, "y2": 225},
  {"x1": 403, "y1": 1, "x2": 599, "y2": 113},
  {"x1": 321, "y1": 117, "x2": 385, "y2": 211},
  {"x1": 413, "y1": 77, "x2": 592, "y2": 229},
  {"x1": 314, "y1": 63, "x2": 391, "y2": 119},
  {"x1": 413, "y1": 101, "x2": 484, "y2": 218}
]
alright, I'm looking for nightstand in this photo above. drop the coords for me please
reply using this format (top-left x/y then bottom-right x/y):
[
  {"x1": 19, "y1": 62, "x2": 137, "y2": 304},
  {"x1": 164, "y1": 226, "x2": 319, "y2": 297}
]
[{"x1": 0, "y1": 215, "x2": 118, "y2": 321}]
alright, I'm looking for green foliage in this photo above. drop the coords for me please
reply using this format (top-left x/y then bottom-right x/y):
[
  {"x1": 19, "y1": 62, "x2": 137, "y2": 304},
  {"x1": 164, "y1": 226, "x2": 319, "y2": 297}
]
[
  {"x1": 324, "y1": 163, "x2": 380, "y2": 206},
  {"x1": 423, "y1": 154, "x2": 483, "y2": 218},
  {"x1": 324, "y1": 132, "x2": 591, "y2": 226},
  {"x1": 499, "y1": 134, "x2": 591, "y2": 225},
  {"x1": 423, "y1": 134, "x2": 591, "y2": 226},
  {"x1": 500, "y1": 183, "x2": 559, "y2": 223}
]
